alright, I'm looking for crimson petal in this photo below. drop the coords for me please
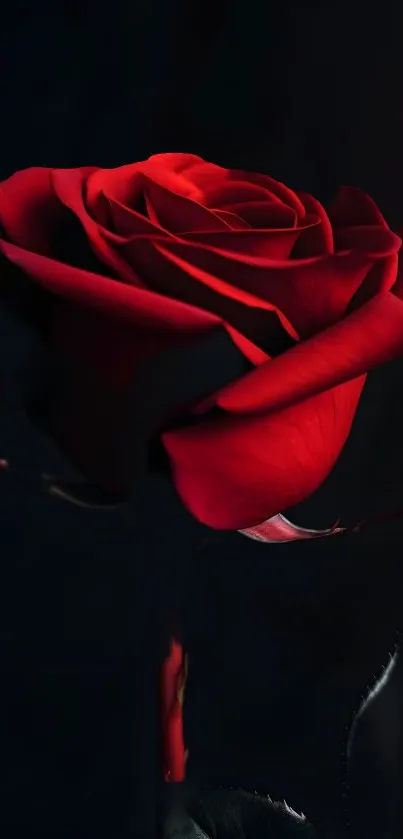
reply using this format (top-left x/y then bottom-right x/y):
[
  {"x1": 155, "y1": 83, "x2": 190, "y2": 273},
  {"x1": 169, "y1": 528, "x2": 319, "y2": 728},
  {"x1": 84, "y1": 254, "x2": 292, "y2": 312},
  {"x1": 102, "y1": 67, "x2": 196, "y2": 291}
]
[
  {"x1": 51, "y1": 168, "x2": 142, "y2": 284},
  {"x1": 0, "y1": 167, "x2": 69, "y2": 255},
  {"x1": 179, "y1": 227, "x2": 307, "y2": 259},
  {"x1": 0, "y1": 239, "x2": 221, "y2": 334},
  {"x1": 292, "y1": 192, "x2": 334, "y2": 256},
  {"x1": 212, "y1": 209, "x2": 251, "y2": 229},
  {"x1": 328, "y1": 186, "x2": 390, "y2": 230},
  {"x1": 106, "y1": 196, "x2": 168, "y2": 237},
  {"x1": 218, "y1": 201, "x2": 297, "y2": 229},
  {"x1": 205, "y1": 170, "x2": 306, "y2": 216},
  {"x1": 125, "y1": 236, "x2": 379, "y2": 337},
  {"x1": 123, "y1": 236, "x2": 298, "y2": 345},
  {"x1": 212, "y1": 292, "x2": 403, "y2": 414},
  {"x1": 142, "y1": 175, "x2": 230, "y2": 233},
  {"x1": 333, "y1": 225, "x2": 401, "y2": 256},
  {"x1": 162, "y1": 376, "x2": 366, "y2": 529}
]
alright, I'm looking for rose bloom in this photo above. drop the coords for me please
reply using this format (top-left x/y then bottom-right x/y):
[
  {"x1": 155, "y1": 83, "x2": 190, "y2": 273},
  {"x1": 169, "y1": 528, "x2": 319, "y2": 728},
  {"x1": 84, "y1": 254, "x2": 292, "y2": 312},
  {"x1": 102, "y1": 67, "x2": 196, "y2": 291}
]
[{"x1": 1, "y1": 153, "x2": 403, "y2": 529}]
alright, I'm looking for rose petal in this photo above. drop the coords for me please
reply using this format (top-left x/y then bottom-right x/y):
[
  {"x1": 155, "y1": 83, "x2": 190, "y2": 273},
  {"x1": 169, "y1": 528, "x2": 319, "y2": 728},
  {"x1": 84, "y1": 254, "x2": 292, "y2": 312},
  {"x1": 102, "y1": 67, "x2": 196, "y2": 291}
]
[
  {"x1": 149, "y1": 156, "x2": 249, "y2": 199},
  {"x1": 162, "y1": 376, "x2": 366, "y2": 529},
  {"x1": 237, "y1": 171, "x2": 306, "y2": 216},
  {"x1": 145, "y1": 153, "x2": 222, "y2": 199},
  {"x1": 106, "y1": 196, "x2": 168, "y2": 237},
  {"x1": 206, "y1": 182, "x2": 280, "y2": 207},
  {"x1": 142, "y1": 175, "x2": 230, "y2": 233},
  {"x1": 51, "y1": 168, "x2": 143, "y2": 284},
  {"x1": 0, "y1": 237, "x2": 267, "y2": 367},
  {"x1": 142, "y1": 154, "x2": 224, "y2": 203},
  {"x1": 146, "y1": 157, "x2": 301, "y2": 212},
  {"x1": 224, "y1": 327, "x2": 269, "y2": 365},
  {"x1": 178, "y1": 225, "x2": 309, "y2": 260},
  {"x1": 292, "y1": 192, "x2": 334, "y2": 256},
  {"x1": 0, "y1": 167, "x2": 69, "y2": 255},
  {"x1": 125, "y1": 236, "x2": 378, "y2": 337},
  {"x1": 143, "y1": 156, "x2": 305, "y2": 219},
  {"x1": 328, "y1": 186, "x2": 390, "y2": 230},
  {"x1": 122, "y1": 236, "x2": 299, "y2": 350},
  {"x1": 333, "y1": 225, "x2": 401, "y2": 256},
  {"x1": 217, "y1": 201, "x2": 297, "y2": 229},
  {"x1": 212, "y1": 209, "x2": 252, "y2": 229},
  {"x1": 85, "y1": 156, "x2": 217, "y2": 213},
  {"x1": 211, "y1": 291, "x2": 403, "y2": 415},
  {"x1": 86, "y1": 162, "x2": 143, "y2": 209},
  {"x1": 203, "y1": 171, "x2": 306, "y2": 216},
  {"x1": 347, "y1": 254, "x2": 399, "y2": 310},
  {"x1": 146, "y1": 152, "x2": 210, "y2": 174},
  {"x1": 0, "y1": 238, "x2": 221, "y2": 334},
  {"x1": 86, "y1": 155, "x2": 220, "y2": 214}
]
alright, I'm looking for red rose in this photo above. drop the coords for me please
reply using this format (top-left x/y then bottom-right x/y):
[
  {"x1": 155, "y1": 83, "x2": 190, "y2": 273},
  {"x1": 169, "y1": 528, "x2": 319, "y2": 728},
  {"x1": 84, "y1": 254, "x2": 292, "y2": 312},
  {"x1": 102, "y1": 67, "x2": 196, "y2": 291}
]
[{"x1": 1, "y1": 152, "x2": 403, "y2": 529}]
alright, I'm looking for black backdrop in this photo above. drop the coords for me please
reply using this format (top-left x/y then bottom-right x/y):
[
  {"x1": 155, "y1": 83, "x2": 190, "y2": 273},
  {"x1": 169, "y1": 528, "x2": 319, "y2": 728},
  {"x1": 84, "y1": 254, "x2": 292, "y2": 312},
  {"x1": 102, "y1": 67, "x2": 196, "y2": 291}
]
[{"x1": 1, "y1": 2, "x2": 403, "y2": 837}]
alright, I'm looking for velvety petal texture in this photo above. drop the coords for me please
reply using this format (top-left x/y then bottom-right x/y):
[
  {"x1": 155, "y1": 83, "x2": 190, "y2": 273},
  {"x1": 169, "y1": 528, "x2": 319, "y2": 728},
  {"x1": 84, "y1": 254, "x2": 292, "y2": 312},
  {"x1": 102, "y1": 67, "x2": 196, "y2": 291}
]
[{"x1": 0, "y1": 153, "x2": 402, "y2": 529}]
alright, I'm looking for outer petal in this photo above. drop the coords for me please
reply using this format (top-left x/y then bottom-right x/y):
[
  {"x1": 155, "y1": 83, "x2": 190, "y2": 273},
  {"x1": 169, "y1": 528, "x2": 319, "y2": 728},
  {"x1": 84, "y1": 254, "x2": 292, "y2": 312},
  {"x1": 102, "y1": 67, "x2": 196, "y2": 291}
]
[
  {"x1": 208, "y1": 292, "x2": 403, "y2": 415},
  {"x1": 0, "y1": 238, "x2": 267, "y2": 366},
  {"x1": 328, "y1": 186, "x2": 391, "y2": 230},
  {"x1": 0, "y1": 239, "x2": 220, "y2": 334},
  {"x1": 348, "y1": 253, "x2": 399, "y2": 309},
  {"x1": 0, "y1": 167, "x2": 68, "y2": 254},
  {"x1": 333, "y1": 225, "x2": 400, "y2": 256},
  {"x1": 163, "y1": 292, "x2": 403, "y2": 529},
  {"x1": 162, "y1": 376, "x2": 366, "y2": 530}
]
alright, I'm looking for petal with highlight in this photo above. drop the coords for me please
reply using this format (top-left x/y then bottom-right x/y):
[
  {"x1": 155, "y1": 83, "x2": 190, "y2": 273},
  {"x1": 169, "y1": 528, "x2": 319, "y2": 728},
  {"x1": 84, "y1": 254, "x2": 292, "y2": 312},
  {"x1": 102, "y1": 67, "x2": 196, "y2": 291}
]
[
  {"x1": 163, "y1": 376, "x2": 366, "y2": 530},
  {"x1": 51, "y1": 168, "x2": 142, "y2": 284},
  {"x1": 212, "y1": 292, "x2": 403, "y2": 415},
  {"x1": 143, "y1": 175, "x2": 230, "y2": 233},
  {"x1": 0, "y1": 238, "x2": 221, "y2": 335},
  {"x1": 125, "y1": 235, "x2": 377, "y2": 338}
]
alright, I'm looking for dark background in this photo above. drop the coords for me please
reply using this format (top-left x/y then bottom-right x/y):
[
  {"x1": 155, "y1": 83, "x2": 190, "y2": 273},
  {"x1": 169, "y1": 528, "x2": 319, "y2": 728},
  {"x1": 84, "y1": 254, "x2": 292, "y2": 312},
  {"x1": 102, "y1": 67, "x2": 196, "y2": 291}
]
[{"x1": 1, "y1": 2, "x2": 403, "y2": 837}]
